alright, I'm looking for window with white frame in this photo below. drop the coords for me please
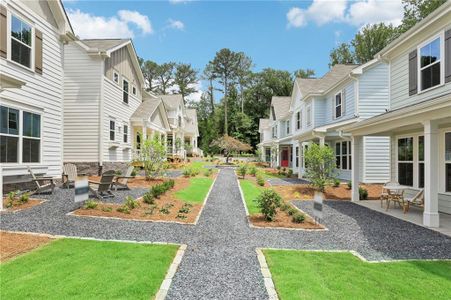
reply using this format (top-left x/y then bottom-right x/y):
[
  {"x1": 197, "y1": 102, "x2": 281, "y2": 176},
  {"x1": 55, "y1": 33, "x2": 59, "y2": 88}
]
[
  {"x1": 295, "y1": 146, "x2": 299, "y2": 168},
  {"x1": 335, "y1": 141, "x2": 352, "y2": 170},
  {"x1": 306, "y1": 105, "x2": 312, "y2": 126},
  {"x1": 109, "y1": 120, "x2": 115, "y2": 141},
  {"x1": 123, "y1": 79, "x2": 129, "y2": 104},
  {"x1": 286, "y1": 120, "x2": 290, "y2": 135},
  {"x1": 397, "y1": 137, "x2": 414, "y2": 186},
  {"x1": 132, "y1": 86, "x2": 137, "y2": 96},
  {"x1": 335, "y1": 92, "x2": 342, "y2": 118},
  {"x1": 11, "y1": 15, "x2": 32, "y2": 68},
  {"x1": 1, "y1": 106, "x2": 41, "y2": 163},
  {"x1": 419, "y1": 37, "x2": 441, "y2": 91},
  {"x1": 296, "y1": 111, "x2": 301, "y2": 130},
  {"x1": 418, "y1": 136, "x2": 424, "y2": 188},
  {"x1": 445, "y1": 132, "x2": 451, "y2": 192},
  {"x1": 123, "y1": 124, "x2": 128, "y2": 143},
  {"x1": 113, "y1": 71, "x2": 119, "y2": 83}
]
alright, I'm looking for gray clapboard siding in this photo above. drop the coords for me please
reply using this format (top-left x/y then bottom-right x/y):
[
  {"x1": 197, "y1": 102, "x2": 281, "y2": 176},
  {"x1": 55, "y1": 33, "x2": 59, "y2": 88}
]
[
  {"x1": 363, "y1": 136, "x2": 390, "y2": 183},
  {"x1": 1, "y1": 3, "x2": 64, "y2": 177},
  {"x1": 358, "y1": 63, "x2": 390, "y2": 119},
  {"x1": 439, "y1": 193, "x2": 451, "y2": 214},
  {"x1": 63, "y1": 42, "x2": 103, "y2": 162}
]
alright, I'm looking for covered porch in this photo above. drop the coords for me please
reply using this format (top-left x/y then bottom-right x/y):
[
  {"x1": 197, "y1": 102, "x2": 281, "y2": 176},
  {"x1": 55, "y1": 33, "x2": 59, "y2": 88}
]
[
  {"x1": 347, "y1": 95, "x2": 451, "y2": 228},
  {"x1": 130, "y1": 120, "x2": 168, "y2": 161}
]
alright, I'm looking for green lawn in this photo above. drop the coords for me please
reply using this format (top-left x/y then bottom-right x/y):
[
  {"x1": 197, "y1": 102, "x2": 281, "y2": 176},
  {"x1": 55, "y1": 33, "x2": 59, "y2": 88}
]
[
  {"x1": 0, "y1": 238, "x2": 178, "y2": 300},
  {"x1": 239, "y1": 179, "x2": 263, "y2": 215},
  {"x1": 263, "y1": 250, "x2": 451, "y2": 300},
  {"x1": 175, "y1": 177, "x2": 214, "y2": 204}
]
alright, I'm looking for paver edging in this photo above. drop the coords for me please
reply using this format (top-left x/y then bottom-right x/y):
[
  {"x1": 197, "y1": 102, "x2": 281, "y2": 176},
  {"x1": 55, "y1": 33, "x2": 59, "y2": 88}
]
[
  {"x1": 256, "y1": 248, "x2": 279, "y2": 300},
  {"x1": 236, "y1": 178, "x2": 328, "y2": 231},
  {"x1": 155, "y1": 244, "x2": 187, "y2": 300}
]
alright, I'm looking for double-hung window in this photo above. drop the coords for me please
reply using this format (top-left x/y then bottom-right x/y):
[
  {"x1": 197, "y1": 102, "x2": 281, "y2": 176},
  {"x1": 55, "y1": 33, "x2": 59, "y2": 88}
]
[
  {"x1": 123, "y1": 80, "x2": 129, "y2": 104},
  {"x1": 335, "y1": 141, "x2": 351, "y2": 170},
  {"x1": 397, "y1": 137, "x2": 414, "y2": 186},
  {"x1": 22, "y1": 112, "x2": 40, "y2": 163},
  {"x1": 296, "y1": 112, "x2": 301, "y2": 130},
  {"x1": 109, "y1": 120, "x2": 115, "y2": 141},
  {"x1": 445, "y1": 132, "x2": 451, "y2": 192},
  {"x1": 419, "y1": 37, "x2": 441, "y2": 91},
  {"x1": 286, "y1": 120, "x2": 290, "y2": 135},
  {"x1": 0, "y1": 106, "x2": 19, "y2": 163},
  {"x1": 295, "y1": 146, "x2": 299, "y2": 168},
  {"x1": 418, "y1": 136, "x2": 425, "y2": 188},
  {"x1": 123, "y1": 124, "x2": 128, "y2": 143},
  {"x1": 335, "y1": 92, "x2": 342, "y2": 118},
  {"x1": 11, "y1": 15, "x2": 32, "y2": 68}
]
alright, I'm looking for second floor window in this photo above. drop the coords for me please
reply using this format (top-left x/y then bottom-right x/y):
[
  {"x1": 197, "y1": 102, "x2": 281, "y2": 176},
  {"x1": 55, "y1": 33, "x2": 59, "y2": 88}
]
[
  {"x1": 109, "y1": 120, "x2": 115, "y2": 141},
  {"x1": 123, "y1": 124, "x2": 128, "y2": 143},
  {"x1": 123, "y1": 80, "x2": 129, "y2": 104},
  {"x1": 286, "y1": 120, "x2": 290, "y2": 135},
  {"x1": 335, "y1": 92, "x2": 342, "y2": 118},
  {"x1": 419, "y1": 37, "x2": 441, "y2": 91},
  {"x1": 11, "y1": 15, "x2": 32, "y2": 68},
  {"x1": 296, "y1": 112, "x2": 301, "y2": 130}
]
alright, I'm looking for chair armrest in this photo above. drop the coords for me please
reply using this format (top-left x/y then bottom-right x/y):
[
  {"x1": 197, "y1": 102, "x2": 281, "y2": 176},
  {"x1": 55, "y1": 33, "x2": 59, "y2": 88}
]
[
  {"x1": 33, "y1": 176, "x2": 54, "y2": 181},
  {"x1": 88, "y1": 180, "x2": 100, "y2": 185},
  {"x1": 116, "y1": 176, "x2": 134, "y2": 180}
]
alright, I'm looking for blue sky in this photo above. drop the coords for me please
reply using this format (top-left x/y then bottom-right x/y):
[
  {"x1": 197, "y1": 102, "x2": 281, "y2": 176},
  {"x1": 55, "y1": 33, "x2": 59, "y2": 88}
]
[{"x1": 63, "y1": 0, "x2": 404, "y2": 99}]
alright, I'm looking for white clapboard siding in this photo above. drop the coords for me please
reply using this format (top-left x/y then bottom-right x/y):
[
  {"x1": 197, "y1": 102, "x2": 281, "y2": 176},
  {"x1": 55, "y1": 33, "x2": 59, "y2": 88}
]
[
  {"x1": 63, "y1": 42, "x2": 103, "y2": 162},
  {"x1": 1, "y1": 2, "x2": 64, "y2": 177},
  {"x1": 102, "y1": 78, "x2": 141, "y2": 163},
  {"x1": 363, "y1": 136, "x2": 390, "y2": 183},
  {"x1": 319, "y1": 81, "x2": 355, "y2": 127},
  {"x1": 358, "y1": 63, "x2": 389, "y2": 119}
]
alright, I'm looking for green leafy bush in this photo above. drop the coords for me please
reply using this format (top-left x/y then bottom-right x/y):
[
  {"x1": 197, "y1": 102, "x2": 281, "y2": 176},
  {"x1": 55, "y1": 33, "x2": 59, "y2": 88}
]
[
  {"x1": 124, "y1": 196, "x2": 139, "y2": 209},
  {"x1": 131, "y1": 168, "x2": 137, "y2": 177},
  {"x1": 143, "y1": 192, "x2": 155, "y2": 204},
  {"x1": 150, "y1": 184, "x2": 165, "y2": 198},
  {"x1": 333, "y1": 178, "x2": 341, "y2": 187},
  {"x1": 83, "y1": 200, "x2": 98, "y2": 209},
  {"x1": 248, "y1": 165, "x2": 257, "y2": 176},
  {"x1": 176, "y1": 213, "x2": 187, "y2": 219},
  {"x1": 162, "y1": 179, "x2": 175, "y2": 190},
  {"x1": 144, "y1": 204, "x2": 158, "y2": 215},
  {"x1": 117, "y1": 205, "x2": 130, "y2": 214},
  {"x1": 347, "y1": 181, "x2": 352, "y2": 189},
  {"x1": 256, "y1": 175, "x2": 265, "y2": 186},
  {"x1": 101, "y1": 206, "x2": 112, "y2": 212},
  {"x1": 182, "y1": 168, "x2": 192, "y2": 177},
  {"x1": 203, "y1": 168, "x2": 213, "y2": 177},
  {"x1": 287, "y1": 169, "x2": 293, "y2": 178},
  {"x1": 280, "y1": 203, "x2": 291, "y2": 212},
  {"x1": 19, "y1": 192, "x2": 29, "y2": 203},
  {"x1": 178, "y1": 203, "x2": 192, "y2": 214},
  {"x1": 160, "y1": 203, "x2": 173, "y2": 215},
  {"x1": 304, "y1": 143, "x2": 336, "y2": 192},
  {"x1": 287, "y1": 207, "x2": 297, "y2": 216},
  {"x1": 359, "y1": 187, "x2": 368, "y2": 200},
  {"x1": 292, "y1": 213, "x2": 305, "y2": 223},
  {"x1": 254, "y1": 189, "x2": 282, "y2": 221},
  {"x1": 237, "y1": 164, "x2": 247, "y2": 179}
]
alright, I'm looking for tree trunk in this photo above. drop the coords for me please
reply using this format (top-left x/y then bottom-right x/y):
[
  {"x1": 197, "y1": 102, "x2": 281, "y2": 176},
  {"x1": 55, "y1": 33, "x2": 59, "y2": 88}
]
[
  {"x1": 224, "y1": 77, "x2": 228, "y2": 135},
  {"x1": 209, "y1": 78, "x2": 215, "y2": 114},
  {"x1": 240, "y1": 83, "x2": 244, "y2": 113}
]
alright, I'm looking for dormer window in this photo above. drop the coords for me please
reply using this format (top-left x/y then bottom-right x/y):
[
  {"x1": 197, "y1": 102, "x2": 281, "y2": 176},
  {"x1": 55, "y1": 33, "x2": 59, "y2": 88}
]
[
  {"x1": 419, "y1": 37, "x2": 441, "y2": 91},
  {"x1": 11, "y1": 15, "x2": 32, "y2": 68},
  {"x1": 335, "y1": 92, "x2": 342, "y2": 118}
]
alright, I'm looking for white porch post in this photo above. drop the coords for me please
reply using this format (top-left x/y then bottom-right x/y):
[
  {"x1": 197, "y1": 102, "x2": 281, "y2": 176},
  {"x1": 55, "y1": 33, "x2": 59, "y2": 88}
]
[
  {"x1": 423, "y1": 120, "x2": 440, "y2": 227},
  {"x1": 319, "y1": 136, "x2": 325, "y2": 147},
  {"x1": 298, "y1": 141, "x2": 302, "y2": 178},
  {"x1": 142, "y1": 125, "x2": 147, "y2": 141},
  {"x1": 172, "y1": 131, "x2": 176, "y2": 154},
  {"x1": 351, "y1": 135, "x2": 362, "y2": 202},
  {"x1": 390, "y1": 135, "x2": 397, "y2": 182}
]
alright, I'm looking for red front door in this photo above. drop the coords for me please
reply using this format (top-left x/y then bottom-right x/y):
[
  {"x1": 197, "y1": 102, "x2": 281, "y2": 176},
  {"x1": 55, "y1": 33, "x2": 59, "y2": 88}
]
[{"x1": 281, "y1": 149, "x2": 289, "y2": 167}]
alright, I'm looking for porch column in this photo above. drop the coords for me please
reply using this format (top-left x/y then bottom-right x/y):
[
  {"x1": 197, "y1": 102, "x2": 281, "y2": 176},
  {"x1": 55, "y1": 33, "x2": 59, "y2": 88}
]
[
  {"x1": 319, "y1": 136, "x2": 325, "y2": 147},
  {"x1": 298, "y1": 141, "x2": 302, "y2": 178},
  {"x1": 172, "y1": 131, "x2": 176, "y2": 154},
  {"x1": 390, "y1": 135, "x2": 397, "y2": 182},
  {"x1": 351, "y1": 135, "x2": 362, "y2": 202},
  {"x1": 423, "y1": 120, "x2": 440, "y2": 227},
  {"x1": 142, "y1": 125, "x2": 147, "y2": 141}
]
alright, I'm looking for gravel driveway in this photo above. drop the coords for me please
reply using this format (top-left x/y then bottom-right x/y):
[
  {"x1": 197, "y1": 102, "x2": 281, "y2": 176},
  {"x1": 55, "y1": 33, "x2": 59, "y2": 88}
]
[{"x1": 1, "y1": 168, "x2": 451, "y2": 299}]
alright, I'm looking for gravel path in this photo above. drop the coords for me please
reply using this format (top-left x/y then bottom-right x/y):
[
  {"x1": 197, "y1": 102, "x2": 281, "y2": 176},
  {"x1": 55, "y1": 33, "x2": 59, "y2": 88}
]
[
  {"x1": 267, "y1": 177, "x2": 310, "y2": 186},
  {"x1": 1, "y1": 169, "x2": 451, "y2": 299}
]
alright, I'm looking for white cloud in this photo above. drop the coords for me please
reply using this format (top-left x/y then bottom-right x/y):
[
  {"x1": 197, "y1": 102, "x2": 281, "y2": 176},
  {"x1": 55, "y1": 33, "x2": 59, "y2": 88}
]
[
  {"x1": 67, "y1": 9, "x2": 152, "y2": 39},
  {"x1": 169, "y1": 0, "x2": 193, "y2": 4},
  {"x1": 168, "y1": 19, "x2": 185, "y2": 30},
  {"x1": 287, "y1": 0, "x2": 403, "y2": 28},
  {"x1": 186, "y1": 81, "x2": 203, "y2": 102}
]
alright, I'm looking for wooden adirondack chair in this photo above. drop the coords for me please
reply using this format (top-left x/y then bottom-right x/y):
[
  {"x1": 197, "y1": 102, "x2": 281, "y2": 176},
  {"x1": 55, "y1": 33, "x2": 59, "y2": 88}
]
[
  {"x1": 88, "y1": 170, "x2": 115, "y2": 199},
  {"x1": 113, "y1": 166, "x2": 135, "y2": 191},
  {"x1": 28, "y1": 167, "x2": 55, "y2": 195},
  {"x1": 405, "y1": 189, "x2": 424, "y2": 213},
  {"x1": 62, "y1": 163, "x2": 86, "y2": 188}
]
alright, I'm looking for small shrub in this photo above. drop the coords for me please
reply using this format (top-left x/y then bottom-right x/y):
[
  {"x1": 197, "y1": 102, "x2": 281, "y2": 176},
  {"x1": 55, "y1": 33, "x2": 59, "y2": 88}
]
[
  {"x1": 359, "y1": 187, "x2": 368, "y2": 200},
  {"x1": 101, "y1": 206, "x2": 112, "y2": 212},
  {"x1": 248, "y1": 165, "x2": 257, "y2": 176},
  {"x1": 347, "y1": 181, "x2": 352, "y2": 189},
  {"x1": 276, "y1": 166, "x2": 281, "y2": 170},
  {"x1": 117, "y1": 205, "x2": 130, "y2": 214},
  {"x1": 143, "y1": 192, "x2": 155, "y2": 204},
  {"x1": 19, "y1": 192, "x2": 30, "y2": 203},
  {"x1": 254, "y1": 189, "x2": 282, "y2": 221},
  {"x1": 182, "y1": 168, "x2": 192, "y2": 177},
  {"x1": 190, "y1": 168, "x2": 200, "y2": 177},
  {"x1": 237, "y1": 164, "x2": 247, "y2": 179},
  {"x1": 287, "y1": 169, "x2": 293, "y2": 178},
  {"x1": 124, "y1": 196, "x2": 139, "y2": 209},
  {"x1": 131, "y1": 168, "x2": 137, "y2": 177},
  {"x1": 256, "y1": 175, "x2": 265, "y2": 186},
  {"x1": 280, "y1": 203, "x2": 291, "y2": 212},
  {"x1": 144, "y1": 204, "x2": 158, "y2": 215},
  {"x1": 287, "y1": 207, "x2": 297, "y2": 216},
  {"x1": 150, "y1": 184, "x2": 165, "y2": 198},
  {"x1": 333, "y1": 178, "x2": 340, "y2": 187},
  {"x1": 160, "y1": 203, "x2": 173, "y2": 215},
  {"x1": 176, "y1": 213, "x2": 187, "y2": 219},
  {"x1": 292, "y1": 213, "x2": 305, "y2": 223},
  {"x1": 178, "y1": 203, "x2": 192, "y2": 214},
  {"x1": 203, "y1": 168, "x2": 213, "y2": 177},
  {"x1": 83, "y1": 200, "x2": 98, "y2": 209},
  {"x1": 115, "y1": 170, "x2": 122, "y2": 176}
]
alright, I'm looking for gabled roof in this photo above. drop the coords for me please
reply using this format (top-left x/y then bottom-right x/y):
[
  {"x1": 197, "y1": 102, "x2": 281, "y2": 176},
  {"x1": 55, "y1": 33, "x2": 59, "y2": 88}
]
[
  {"x1": 131, "y1": 99, "x2": 160, "y2": 120},
  {"x1": 159, "y1": 94, "x2": 184, "y2": 109},
  {"x1": 185, "y1": 109, "x2": 199, "y2": 136},
  {"x1": 81, "y1": 39, "x2": 129, "y2": 52},
  {"x1": 50, "y1": 0, "x2": 74, "y2": 35},
  {"x1": 271, "y1": 96, "x2": 291, "y2": 120}
]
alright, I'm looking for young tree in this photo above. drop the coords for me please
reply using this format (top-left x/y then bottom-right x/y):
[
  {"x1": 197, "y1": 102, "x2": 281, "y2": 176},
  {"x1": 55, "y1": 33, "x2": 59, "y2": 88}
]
[
  {"x1": 138, "y1": 135, "x2": 167, "y2": 180},
  {"x1": 156, "y1": 62, "x2": 176, "y2": 94},
  {"x1": 174, "y1": 63, "x2": 198, "y2": 104},
  {"x1": 352, "y1": 23, "x2": 397, "y2": 64},
  {"x1": 210, "y1": 135, "x2": 252, "y2": 164},
  {"x1": 304, "y1": 143, "x2": 336, "y2": 192},
  {"x1": 329, "y1": 42, "x2": 355, "y2": 67},
  {"x1": 139, "y1": 59, "x2": 160, "y2": 93}
]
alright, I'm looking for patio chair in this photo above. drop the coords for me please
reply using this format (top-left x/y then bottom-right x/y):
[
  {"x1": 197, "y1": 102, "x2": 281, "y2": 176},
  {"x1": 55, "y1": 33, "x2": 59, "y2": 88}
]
[
  {"x1": 405, "y1": 189, "x2": 424, "y2": 213},
  {"x1": 113, "y1": 166, "x2": 135, "y2": 191},
  {"x1": 386, "y1": 189, "x2": 407, "y2": 212},
  {"x1": 62, "y1": 163, "x2": 86, "y2": 188},
  {"x1": 88, "y1": 170, "x2": 115, "y2": 199},
  {"x1": 28, "y1": 167, "x2": 55, "y2": 195},
  {"x1": 380, "y1": 181, "x2": 399, "y2": 208}
]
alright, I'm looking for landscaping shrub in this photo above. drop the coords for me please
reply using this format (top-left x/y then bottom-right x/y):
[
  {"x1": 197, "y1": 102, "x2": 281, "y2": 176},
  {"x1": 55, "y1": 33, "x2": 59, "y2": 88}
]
[
  {"x1": 183, "y1": 168, "x2": 192, "y2": 177},
  {"x1": 359, "y1": 187, "x2": 368, "y2": 200},
  {"x1": 150, "y1": 184, "x2": 166, "y2": 198},
  {"x1": 287, "y1": 207, "x2": 297, "y2": 216},
  {"x1": 178, "y1": 203, "x2": 192, "y2": 214},
  {"x1": 160, "y1": 203, "x2": 173, "y2": 214},
  {"x1": 287, "y1": 169, "x2": 293, "y2": 178},
  {"x1": 280, "y1": 203, "x2": 291, "y2": 212},
  {"x1": 143, "y1": 192, "x2": 155, "y2": 204},
  {"x1": 256, "y1": 175, "x2": 265, "y2": 187},
  {"x1": 101, "y1": 206, "x2": 112, "y2": 212},
  {"x1": 83, "y1": 200, "x2": 98, "y2": 209},
  {"x1": 249, "y1": 165, "x2": 257, "y2": 176},
  {"x1": 176, "y1": 213, "x2": 187, "y2": 219},
  {"x1": 333, "y1": 178, "x2": 341, "y2": 187},
  {"x1": 131, "y1": 168, "x2": 137, "y2": 177},
  {"x1": 347, "y1": 181, "x2": 352, "y2": 189},
  {"x1": 19, "y1": 192, "x2": 29, "y2": 203},
  {"x1": 304, "y1": 143, "x2": 336, "y2": 192},
  {"x1": 254, "y1": 189, "x2": 282, "y2": 221},
  {"x1": 203, "y1": 168, "x2": 213, "y2": 177},
  {"x1": 124, "y1": 196, "x2": 139, "y2": 209},
  {"x1": 292, "y1": 212, "x2": 305, "y2": 223},
  {"x1": 237, "y1": 164, "x2": 247, "y2": 179},
  {"x1": 144, "y1": 204, "x2": 158, "y2": 215},
  {"x1": 117, "y1": 205, "x2": 130, "y2": 214}
]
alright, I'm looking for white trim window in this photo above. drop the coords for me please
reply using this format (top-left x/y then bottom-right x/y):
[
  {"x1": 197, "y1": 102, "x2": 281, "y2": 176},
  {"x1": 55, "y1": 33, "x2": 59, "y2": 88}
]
[
  {"x1": 419, "y1": 36, "x2": 442, "y2": 91},
  {"x1": 334, "y1": 91, "x2": 342, "y2": 119},
  {"x1": 123, "y1": 124, "x2": 128, "y2": 143},
  {"x1": 1, "y1": 106, "x2": 20, "y2": 163},
  {"x1": 296, "y1": 111, "x2": 301, "y2": 130},
  {"x1": 113, "y1": 71, "x2": 119, "y2": 84},
  {"x1": 123, "y1": 79, "x2": 129, "y2": 104},
  {"x1": 306, "y1": 105, "x2": 312, "y2": 126},
  {"x1": 335, "y1": 141, "x2": 351, "y2": 170},
  {"x1": 132, "y1": 86, "x2": 137, "y2": 96},
  {"x1": 295, "y1": 146, "x2": 299, "y2": 168},
  {"x1": 109, "y1": 120, "x2": 115, "y2": 141},
  {"x1": 445, "y1": 132, "x2": 451, "y2": 192},
  {"x1": 11, "y1": 15, "x2": 33, "y2": 68},
  {"x1": 397, "y1": 137, "x2": 414, "y2": 186},
  {"x1": 22, "y1": 111, "x2": 41, "y2": 163},
  {"x1": 286, "y1": 120, "x2": 290, "y2": 135},
  {"x1": 418, "y1": 136, "x2": 424, "y2": 188}
]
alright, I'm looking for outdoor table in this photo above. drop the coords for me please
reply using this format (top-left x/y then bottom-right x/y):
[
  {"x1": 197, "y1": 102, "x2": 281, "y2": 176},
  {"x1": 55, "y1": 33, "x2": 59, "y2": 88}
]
[{"x1": 383, "y1": 185, "x2": 410, "y2": 211}]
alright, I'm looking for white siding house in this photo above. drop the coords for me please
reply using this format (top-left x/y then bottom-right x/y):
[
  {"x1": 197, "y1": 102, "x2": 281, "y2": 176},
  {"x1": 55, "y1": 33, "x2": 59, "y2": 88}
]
[{"x1": 0, "y1": 0, "x2": 73, "y2": 199}]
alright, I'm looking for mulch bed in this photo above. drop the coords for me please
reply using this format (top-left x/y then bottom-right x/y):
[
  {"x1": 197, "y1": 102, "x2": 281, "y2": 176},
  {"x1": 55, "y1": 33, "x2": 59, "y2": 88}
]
[
  {"x1": 2, "y1": 198, "x2": 44, "y2": 212},
  {"x1": 249, "y1": 207, "x2": 324, "y2": 229},
  {"x1": 272, "y1": 184, "x2": 382, "y2": 201},
  {"x1": 0, "y1": 231, "x2": 54, "y2": 262},
  {"x1": 73, "y1": 177, "x2": 208, "y2": 224}
]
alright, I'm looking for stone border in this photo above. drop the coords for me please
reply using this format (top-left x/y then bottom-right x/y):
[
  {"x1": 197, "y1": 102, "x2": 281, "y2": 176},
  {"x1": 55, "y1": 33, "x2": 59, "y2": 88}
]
[
  {"x1": 155, "y1": 244, "x2": 187, "y2": 300},
  {"x1": 256, "y1": 248, "x2": 279, "y2": 300},
  {"x1": 236, "y1": 178, "x2": 328, "y2": 231},
  {"x1": 65, "y1": 173, "x2": 220, "y2": 226}
]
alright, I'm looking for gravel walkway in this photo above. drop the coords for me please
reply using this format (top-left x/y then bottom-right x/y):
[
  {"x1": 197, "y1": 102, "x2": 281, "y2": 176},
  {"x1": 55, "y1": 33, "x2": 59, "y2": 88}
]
[
  {"x1": 1, "y1": 169, "x2": 451, "y2": 299},
  {"x1": 267, "y1": 177, "x2": 310, "y2": 186}
]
